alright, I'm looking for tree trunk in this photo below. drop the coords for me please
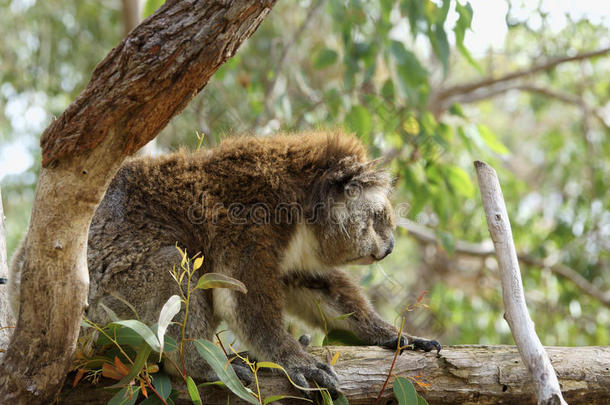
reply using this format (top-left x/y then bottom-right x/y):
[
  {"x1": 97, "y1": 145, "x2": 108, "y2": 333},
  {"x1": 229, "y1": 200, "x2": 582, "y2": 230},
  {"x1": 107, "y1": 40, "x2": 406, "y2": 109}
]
[
  {"x1": 0, "y1": 1, "x2": 277, "y2": 404},
  {"x1": 57, "y1": 345, "x2": 610, "y2": 404},
  {"x1": 0, "y1": 187, "x2": 14, "y2": 359}
]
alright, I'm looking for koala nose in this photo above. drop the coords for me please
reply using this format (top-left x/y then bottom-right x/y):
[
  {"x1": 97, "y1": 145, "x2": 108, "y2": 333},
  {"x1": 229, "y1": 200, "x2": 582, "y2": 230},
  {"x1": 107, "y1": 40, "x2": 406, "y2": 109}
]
[{"x1": 378, "y1": 234, "x2": 394, "y2": 260}]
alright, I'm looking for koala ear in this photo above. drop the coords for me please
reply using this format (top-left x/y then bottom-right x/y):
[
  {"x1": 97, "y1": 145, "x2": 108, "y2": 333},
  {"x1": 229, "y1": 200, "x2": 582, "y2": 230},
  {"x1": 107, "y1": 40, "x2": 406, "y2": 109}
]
[{"x1": 308, "y1": 157, "x2": 392, "y2": 215}]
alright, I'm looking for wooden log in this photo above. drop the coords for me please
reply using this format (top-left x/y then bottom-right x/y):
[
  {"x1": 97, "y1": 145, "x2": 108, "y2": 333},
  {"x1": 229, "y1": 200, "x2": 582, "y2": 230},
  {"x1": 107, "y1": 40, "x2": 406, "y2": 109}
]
[{"x1": 59, "y1": 345, "x2": 610, "y2": 404}]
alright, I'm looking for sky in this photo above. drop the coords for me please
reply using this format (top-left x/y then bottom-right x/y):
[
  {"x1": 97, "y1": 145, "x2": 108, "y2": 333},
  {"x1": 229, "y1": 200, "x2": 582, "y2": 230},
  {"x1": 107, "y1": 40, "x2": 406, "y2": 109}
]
[{"x1": 0, "y1": 0, "x2": 609, "y2": 180}]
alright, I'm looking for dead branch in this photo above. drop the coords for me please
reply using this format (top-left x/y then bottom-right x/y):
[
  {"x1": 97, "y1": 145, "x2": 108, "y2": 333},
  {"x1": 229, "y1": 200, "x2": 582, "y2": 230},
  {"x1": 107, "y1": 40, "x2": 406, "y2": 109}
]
[
  {"x1": 58, "y1": 345, "x2": 610, "y2": 404},
  {"x1": 475, "y1": 160, "x2": 566, "y2": 404}
]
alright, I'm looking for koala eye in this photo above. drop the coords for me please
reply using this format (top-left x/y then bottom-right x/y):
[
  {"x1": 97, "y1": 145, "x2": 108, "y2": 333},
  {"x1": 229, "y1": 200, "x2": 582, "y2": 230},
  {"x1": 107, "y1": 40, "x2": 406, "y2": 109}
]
[{"x1": 373, "y1": 209, "x2": 384, "y2": 221}]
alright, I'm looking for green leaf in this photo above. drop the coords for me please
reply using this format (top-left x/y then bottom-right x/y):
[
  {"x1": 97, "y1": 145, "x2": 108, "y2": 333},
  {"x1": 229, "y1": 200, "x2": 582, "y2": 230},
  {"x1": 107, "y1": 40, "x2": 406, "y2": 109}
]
[
  {"x1": 345, "y1": 105, "x2": 372, "y2": 140},
  {"x1": 393, "y1": 376, "x2": 418, "y2": 405},
  {"x1": 162, "y1": 334, "x2": 179, "y2": 353},
  {"x1": 186, "y1": 376, "x2": 203, "y2": 405},
  {"x1": 477, "y1": 124, "x2": 510, "y2": 155},
  {"x1": 453, "y1": 2, "x2": 481, "y2": 71},
  {"x1": 142, "y1": 0, "x2": 165, "y2": 18},
  {"x1": 111, "y1": 320, "x2": 161, "y2": 352},
  {"x1": 431, "y1": 24, "x2": 450, "y2": 75},
  {"x1": 389, "y1": 41, "x2": 428, "y2": 87},
  {"x1": 381, "y1": 79, "x2": 395, "y2": 100},
  {"x1": 417, "y1": 394, "x2": 430, "y2": 405},
  {"x1": 436, "y1": 0, "x2": 451, "y2": 23},
  {"x1": 139, "y1": 395, "x2": 174, "y2": 405},
  {"x1": 195, "y1": 273, "x2": 248, "y2": 294},
  {"x1": 156, "y1": 295, "x2": 181, "y2": 361},
  {"x1": 333, "y1": 393, "x2": 350, "y2": 405},
  {"x1": 448, "y1": 103, "x2": 465, "y2": 118},
  {"x1": 100, "y1": 303, "x2": 120, "y2": 322},
  {"x1": 108, "y1": 387, "x2": 140, "y2": 405},
  {"x1": 108, "y1": 344, "x2": 153, "y2": 389},
  {"x1": 315, "y1": 48, "x2": 339, "y2": 69},
  {"x1": 97, "y1": 325, "x2": 144, "y2": 348},
  {"x1": 445, "y1": 165, "x2": 475, "y2": 198},
  {"x1": 152, "y1": 371, "x2": 172, "y2": 400},
  {"x1": 193, "y1": 339, "x2": 258, "y2": 404},
  {"x1": 264, "y1": 395, "x2": 312, "y2": 404},
  {"x1": 320, "y1": 388, "x2": 333, "y2": 405}
]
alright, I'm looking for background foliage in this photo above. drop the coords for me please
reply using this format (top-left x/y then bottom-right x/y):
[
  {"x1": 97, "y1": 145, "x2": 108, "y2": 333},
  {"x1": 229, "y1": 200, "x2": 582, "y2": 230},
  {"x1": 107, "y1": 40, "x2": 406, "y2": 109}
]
[{"x1": 1, "y1": 0, "x2": 608, "y2": 348}]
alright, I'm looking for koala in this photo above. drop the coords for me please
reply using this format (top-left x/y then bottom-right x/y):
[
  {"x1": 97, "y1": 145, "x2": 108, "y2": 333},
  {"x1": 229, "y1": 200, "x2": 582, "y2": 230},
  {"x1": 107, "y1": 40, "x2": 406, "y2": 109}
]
[{"x1": 9, "y1": 130, "x2": 439, "y2": 395}]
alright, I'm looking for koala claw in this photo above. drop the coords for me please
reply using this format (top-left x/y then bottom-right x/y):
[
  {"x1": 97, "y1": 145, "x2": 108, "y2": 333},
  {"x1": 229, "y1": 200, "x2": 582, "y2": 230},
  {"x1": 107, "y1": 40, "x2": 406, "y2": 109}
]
[
  {"x1": 288, "y1": 361, "x2": 340, "y2": 400},
  {"x1": 381, "y1": 336, "x2": 442, "y2": 357},
  {"x1": 231, "y1": 362, "x2": 255, "y2": 385},
  {"x1": 411, "y1": 338, "x2": 442, "y2": 357}
]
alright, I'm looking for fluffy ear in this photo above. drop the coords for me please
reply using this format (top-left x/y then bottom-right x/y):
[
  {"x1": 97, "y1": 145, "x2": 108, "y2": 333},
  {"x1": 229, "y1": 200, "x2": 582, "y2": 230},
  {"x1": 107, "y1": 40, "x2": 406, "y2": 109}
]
[{"x1": 307, "y1": 157, "x2": 392, "y2": 218}]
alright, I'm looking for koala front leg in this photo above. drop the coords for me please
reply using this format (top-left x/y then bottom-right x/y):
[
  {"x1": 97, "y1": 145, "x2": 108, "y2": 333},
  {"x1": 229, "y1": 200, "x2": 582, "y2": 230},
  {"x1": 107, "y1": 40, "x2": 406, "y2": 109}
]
[
  {"x1": 214, "y1": 279, "x2": 339, "y2": 397},
  {"x1": 284, "y1": 269, "x2": 441, "y2": 356}
]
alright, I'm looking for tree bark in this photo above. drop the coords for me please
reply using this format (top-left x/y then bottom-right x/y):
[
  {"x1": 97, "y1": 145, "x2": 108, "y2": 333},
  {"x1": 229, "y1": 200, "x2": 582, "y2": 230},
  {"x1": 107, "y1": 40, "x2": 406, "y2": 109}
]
[
  {"x1": 57, "y1": 345, "x2": 610, "y2": 405},
  {"x1": 0, "y1": 1, "x2": 277, "y2": 404},
  {"x1": 0, "y1": 187, "x2": 14, "y2": 359},
  {"x1": 475, "y1": 161, "x2": 566, "y2": 405}
]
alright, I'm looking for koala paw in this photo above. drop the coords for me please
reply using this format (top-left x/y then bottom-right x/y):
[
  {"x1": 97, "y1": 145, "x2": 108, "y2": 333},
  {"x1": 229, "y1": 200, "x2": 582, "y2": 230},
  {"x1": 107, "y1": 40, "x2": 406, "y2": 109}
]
[
  {"x1": 231, "y1": 361, "x2": 255, "y2": 385},
  {"x1": 286, "y1": 359, "x2": 340, "y2": 399},
  {"x1": 381, "y1": 336, "x2": 442, "y2": 357},
  {"x1": 411, "y1": 338, "x2": 442, "y2": 357}
]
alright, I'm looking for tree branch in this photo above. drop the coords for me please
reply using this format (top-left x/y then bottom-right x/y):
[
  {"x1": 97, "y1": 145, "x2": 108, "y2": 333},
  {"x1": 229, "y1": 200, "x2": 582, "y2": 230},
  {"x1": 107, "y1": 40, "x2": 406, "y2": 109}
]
[
  {"x1": 475, "y1": 160, "x2": 566, "y2": 405},
  {"x1": 396, "y1": 218, "x2": 610, "y2": 307},
  {"x1": 58, "y1": 345, "x2": 610, "y2": 404},
  {"x1": 447, "y1": 83, "x2": 610, "y2": 131},
  {"x1": 432, "y1": 47, "x2": 610, "y2": 106}
]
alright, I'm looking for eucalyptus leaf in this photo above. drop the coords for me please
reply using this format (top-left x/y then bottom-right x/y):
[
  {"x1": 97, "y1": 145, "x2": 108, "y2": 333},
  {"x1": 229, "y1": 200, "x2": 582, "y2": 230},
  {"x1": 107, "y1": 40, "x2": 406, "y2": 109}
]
[
  {"x1": 263, "y1": 394, "x2": 312, "y2": 404},
  {"x1": 111, "y1": 320, "x2": 161, "y2": 352},
  {"x1": 417, "y1": 394, "x2": 430, "y2": 405},
  {"x1": 186, "y1": 376, "x2": 203, "y2": 405},
  {"x1": 151, "y1": 371, "x2": 172, "y2": 400},
  {"x1": 477, "y1": 124, "x2": 510, "y2": 155},
  {"x1": 393, "y1": 376, "x2": 418, "y2": 405},
  {"x1": 193, "y1": 339, "x2": 258, "y2": 404},
  {"x1": 315, "y1": 48, "x2": 338, "y2": 69},
  {"x1": 195, "y1": 273, "x2": 248, "y2": 294},
  {"x1": 445, "y1": 165, "x2": 475, "y2": 198},
  {"x1": 108, "y1": 387, "x2": 140, "y2": 405},
  {"x1": 345, "y1": 105, "x2": 372, "y2": 140},
  {"x1": 156, "y1": 295, "x2": 181, "y2": 361}
]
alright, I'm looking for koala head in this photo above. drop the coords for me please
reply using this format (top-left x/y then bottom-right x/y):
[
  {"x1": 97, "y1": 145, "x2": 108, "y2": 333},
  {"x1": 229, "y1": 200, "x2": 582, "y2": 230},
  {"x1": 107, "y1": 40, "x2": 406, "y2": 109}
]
[{"x1": 308, "y1": 157, "x2": 395, "y2": 267}]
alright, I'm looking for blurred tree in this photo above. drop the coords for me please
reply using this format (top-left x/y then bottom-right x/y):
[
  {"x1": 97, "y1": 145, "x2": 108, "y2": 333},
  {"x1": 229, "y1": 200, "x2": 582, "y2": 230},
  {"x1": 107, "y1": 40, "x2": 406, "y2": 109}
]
[{"x1": 0, "y1": 0, "x2": 608, "y2": 350}]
